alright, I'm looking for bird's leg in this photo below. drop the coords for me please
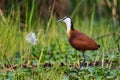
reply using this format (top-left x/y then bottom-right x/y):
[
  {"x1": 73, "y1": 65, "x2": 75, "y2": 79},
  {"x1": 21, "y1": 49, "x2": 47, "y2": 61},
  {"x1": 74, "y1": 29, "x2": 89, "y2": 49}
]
[
  {"x1": 65, "y1": 54, "x2": 68, "y2": 64},
  {"x1": 83, "y1": 52, "x2": 86, "y2": 63},
  {"x1": 79, "y1": 54, "x2": 81, "y2": 66},
  {"x1": 80, "y1": 51, "x2": 85, "y2": 68}
]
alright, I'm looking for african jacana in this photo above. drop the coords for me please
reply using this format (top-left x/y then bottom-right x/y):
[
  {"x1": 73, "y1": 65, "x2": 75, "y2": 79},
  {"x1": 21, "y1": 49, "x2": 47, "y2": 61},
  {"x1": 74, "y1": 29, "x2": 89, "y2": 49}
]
[{"x1": 58, "y1": 16, "x2": 100, "y2": 67}]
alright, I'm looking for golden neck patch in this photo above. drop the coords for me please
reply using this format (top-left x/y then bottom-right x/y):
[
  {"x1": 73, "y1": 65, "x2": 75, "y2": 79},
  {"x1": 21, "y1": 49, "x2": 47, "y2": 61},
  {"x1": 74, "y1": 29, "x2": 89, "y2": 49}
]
[{"x1": 67, "y1": 30, "x2": 71, "y2": 38}]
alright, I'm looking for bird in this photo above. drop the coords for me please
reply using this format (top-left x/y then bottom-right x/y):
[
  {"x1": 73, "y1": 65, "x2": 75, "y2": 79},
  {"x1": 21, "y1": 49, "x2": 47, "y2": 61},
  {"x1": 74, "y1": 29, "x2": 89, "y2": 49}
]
[{"x1": 58, "y1": 16, "x2": 100, "y2": 68}]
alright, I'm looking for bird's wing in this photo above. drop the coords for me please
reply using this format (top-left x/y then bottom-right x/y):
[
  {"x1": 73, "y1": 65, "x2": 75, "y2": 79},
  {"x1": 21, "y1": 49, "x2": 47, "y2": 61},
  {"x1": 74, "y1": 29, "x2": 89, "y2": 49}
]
[
  {"x1": 69, "y1": 31, "x2": 97, "y2": 50},
  {"x1": 75, "y1": 32, "x2": 94, "y2": 42}
]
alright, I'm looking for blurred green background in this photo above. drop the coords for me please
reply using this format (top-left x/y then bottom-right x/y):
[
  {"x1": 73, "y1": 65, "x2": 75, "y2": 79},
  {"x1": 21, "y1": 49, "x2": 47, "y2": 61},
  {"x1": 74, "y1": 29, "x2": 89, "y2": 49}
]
[
  {"x1": 0, "y1": 0, "x2": 120, "y2": 80},
  {"x1": 0, "y1": 0, "x2": 120, "y2": 26}
]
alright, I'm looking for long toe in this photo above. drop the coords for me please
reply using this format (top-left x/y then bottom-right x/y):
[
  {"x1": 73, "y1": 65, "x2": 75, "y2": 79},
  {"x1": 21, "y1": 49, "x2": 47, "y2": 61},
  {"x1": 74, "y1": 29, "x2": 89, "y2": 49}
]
[{"x1": 80, "y1": 62, "x2": 84, "y2": 68}]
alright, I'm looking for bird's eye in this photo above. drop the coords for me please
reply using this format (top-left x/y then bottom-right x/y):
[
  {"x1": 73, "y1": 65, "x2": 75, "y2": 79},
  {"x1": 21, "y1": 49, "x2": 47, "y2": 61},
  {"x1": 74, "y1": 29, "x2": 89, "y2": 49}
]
[
  {"x1": 63, "y1": 17, "x2": 66, "y2": 20},
  {"x1": 63, "y1": 16, "x2": 68, "y2": 20}
]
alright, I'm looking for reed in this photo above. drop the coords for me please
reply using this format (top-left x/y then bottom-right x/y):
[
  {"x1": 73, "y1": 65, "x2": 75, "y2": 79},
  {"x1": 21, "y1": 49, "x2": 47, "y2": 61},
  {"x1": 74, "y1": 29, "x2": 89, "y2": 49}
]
[{"x1": 0, "y1": 1, "x2": 120, "y2": 80}]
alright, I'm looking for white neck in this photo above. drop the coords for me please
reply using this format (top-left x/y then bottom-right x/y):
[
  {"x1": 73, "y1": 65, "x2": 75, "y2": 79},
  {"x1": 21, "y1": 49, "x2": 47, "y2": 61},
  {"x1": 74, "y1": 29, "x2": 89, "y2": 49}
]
[
  {"x1": 63, "y1": 18, "x2": 71, "y2": 34},
  {"x1": 65, "y1": 22, "x2": 71, "y2": 34}
]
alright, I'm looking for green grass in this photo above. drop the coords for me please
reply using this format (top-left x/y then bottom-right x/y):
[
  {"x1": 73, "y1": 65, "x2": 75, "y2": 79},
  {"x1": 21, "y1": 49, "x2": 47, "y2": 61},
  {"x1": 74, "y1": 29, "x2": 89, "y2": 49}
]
[{"x1": 0, "y1": 4, "x2": 120, "y2": 80}]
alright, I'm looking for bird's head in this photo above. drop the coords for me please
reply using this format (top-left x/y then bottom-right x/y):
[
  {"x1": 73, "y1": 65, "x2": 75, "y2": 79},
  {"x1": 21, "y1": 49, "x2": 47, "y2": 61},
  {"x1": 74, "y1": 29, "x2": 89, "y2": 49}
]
[
  {"x1": 57, "y1": 16, "x2": 71, "y2": 24},
  {"x1": 58, "y1": 16, "x2": 71, "y2": 24},
  {"x1": 58, "y1": 16, "x2": 74, "y2": 34}
]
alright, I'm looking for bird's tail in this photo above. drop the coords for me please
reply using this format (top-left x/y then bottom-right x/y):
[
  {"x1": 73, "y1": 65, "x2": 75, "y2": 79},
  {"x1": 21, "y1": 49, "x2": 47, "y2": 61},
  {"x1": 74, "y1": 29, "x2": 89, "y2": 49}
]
[{"x1": 98, "y1": 44, "x2": 100, "y2": 48}]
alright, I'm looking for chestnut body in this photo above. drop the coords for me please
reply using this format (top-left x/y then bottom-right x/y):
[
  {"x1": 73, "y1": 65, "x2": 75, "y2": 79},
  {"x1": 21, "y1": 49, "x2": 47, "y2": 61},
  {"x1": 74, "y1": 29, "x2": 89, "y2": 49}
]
[{"x1": 68, "y1": 30, "x2": 100, "y2": 52}]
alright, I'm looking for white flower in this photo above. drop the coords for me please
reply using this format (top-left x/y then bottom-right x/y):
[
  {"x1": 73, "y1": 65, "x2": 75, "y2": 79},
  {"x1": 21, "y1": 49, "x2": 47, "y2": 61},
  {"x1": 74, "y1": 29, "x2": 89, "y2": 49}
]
[{"x1": 26, "y1": 32, "x2": 38, "y2": 45}]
